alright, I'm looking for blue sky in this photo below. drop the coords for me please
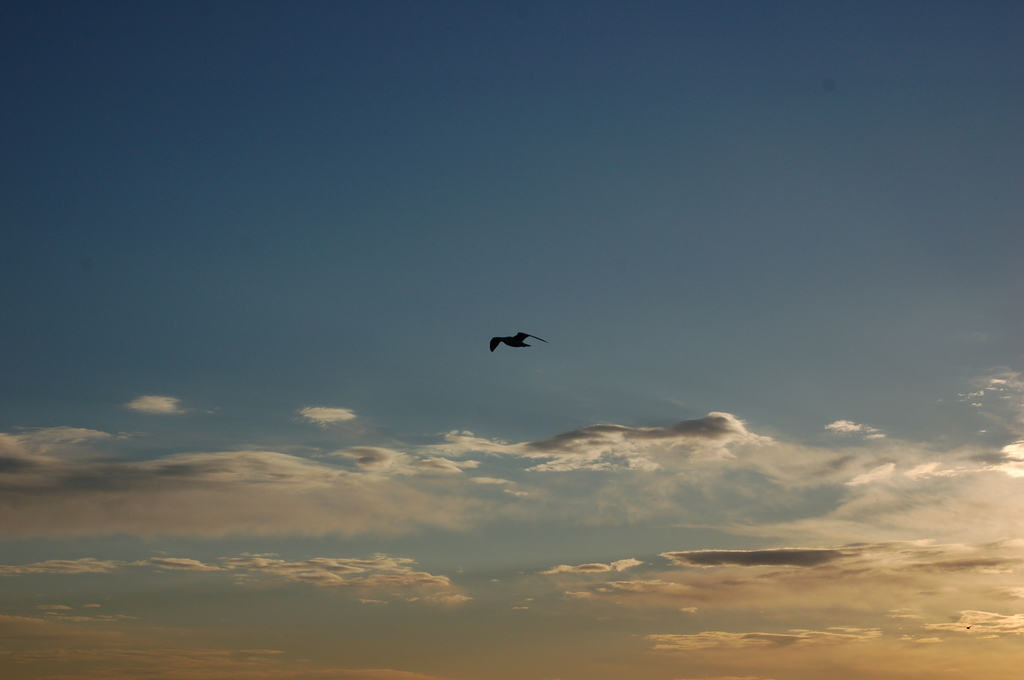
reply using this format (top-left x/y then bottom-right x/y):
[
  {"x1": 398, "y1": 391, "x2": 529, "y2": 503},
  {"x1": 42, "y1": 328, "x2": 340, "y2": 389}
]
[{"x1": 2, "y1": 2, "x2": 1024, "y2": 679}]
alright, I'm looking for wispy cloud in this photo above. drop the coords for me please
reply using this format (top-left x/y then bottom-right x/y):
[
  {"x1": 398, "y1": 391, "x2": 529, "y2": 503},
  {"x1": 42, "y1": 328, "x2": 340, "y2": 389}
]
[
  {"x1": 845, "y1": 462, "x2": 896, "y2": 486},
  {"x1": 0, "y1": 553, "x2": 466, "y2": 601},
  {"x1": 125, "y1": 395, "x2": 187, "y2": 414},
  {"x1": 329, "y1": 448, "x2": 479, "y2": 476},
  {"x1": 648, "y1": 627, "x2": 881, "y2": 650},
  {"x1": 553, "y1": 541, "x2": 1024, "y2": 613},
  {"x1": 926, "y1": 610, "x2": 1024, "y2": 635},
  {"x1": 0, "y1": 558, "x2": 121, "y2": 575},
  {"x1": 220, "y1": 554, "x2": 453, "y2": 590},
  {"x1": 0, "y1": 435, "x2": 480, "y2": 536},
  {"x1": 131, "y1": 558, "x2": 221, "y2": 571},
  {"x1": 430, "y1": 412, "x2": 768, "y2": 471}
]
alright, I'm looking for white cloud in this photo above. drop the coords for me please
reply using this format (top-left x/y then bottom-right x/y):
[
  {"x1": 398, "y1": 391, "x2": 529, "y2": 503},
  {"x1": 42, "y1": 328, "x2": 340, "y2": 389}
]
[
  {"x1": 125, "y1": 395, "x2": 186, "y2": 415},
  {"x1": 299, "y1": 406, "x2": 357, "y2": 425},
  {"x1": 826, "y1": 420, "x2": 883, "y2": 437}
]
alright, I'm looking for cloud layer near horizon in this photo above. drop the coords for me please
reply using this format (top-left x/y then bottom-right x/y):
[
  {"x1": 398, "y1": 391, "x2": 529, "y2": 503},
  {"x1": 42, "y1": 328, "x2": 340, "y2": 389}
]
[{"x1": 3, "y1": 403, "x2": 1024, "y2": 541}]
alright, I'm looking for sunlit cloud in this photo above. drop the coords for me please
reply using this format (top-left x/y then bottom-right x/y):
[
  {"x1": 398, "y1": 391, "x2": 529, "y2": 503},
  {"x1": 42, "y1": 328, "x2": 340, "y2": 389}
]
[
  {"x1": 926, "y1": 610, "x2": 1024, "y2": 635},
  {"x1": 329, "y1": 448, "x2": 480, "y2": 476},
  {"x1": 299, "y1": 406, "x2": 357, "y2": 426},
  {"x1": 125, "y1": 395, "x2": 187, "y2": 414},
  {"x1": 0, "y1": 558, "x2": 121, "y2": 575},
  {"x1": 220, "y1": 554, "x2": 452, "y2": 590},
  {"x1": 417, "y1": 592, "x2": 473, "y2": 605},
  {"x1": 648, "y1": 627, "x2": 881, "y2": 650},
  {"x1": 845, "y1": 462, "x2": 896, "y2": 486},
  {"x1": 413, "y1": 457, "x2": 479, "y2": 474},
  {"x1": 541, "y1": 558, "x2": 642, "y2": 574},
  {"x1": 131, "y1": 558, "x2": 221, "y2": 571},
  {"x1": 0, "y1": 553, "x2": 466, "y2": 603},
  {"x1": 552, "y1": 541, "x2": 1024, "y2": 614},
  {"x1": 429, "y1": 412, "x2": 768, "y2": 471},
  {"x1": 825, "y1": 420, "x2": 884, "y2": 438}
]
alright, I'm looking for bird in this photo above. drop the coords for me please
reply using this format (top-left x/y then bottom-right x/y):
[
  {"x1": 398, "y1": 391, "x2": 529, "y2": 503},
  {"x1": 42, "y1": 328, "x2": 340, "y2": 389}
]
[{"x1": 490, "y1": 332, "x2": 548, "y2": 352}]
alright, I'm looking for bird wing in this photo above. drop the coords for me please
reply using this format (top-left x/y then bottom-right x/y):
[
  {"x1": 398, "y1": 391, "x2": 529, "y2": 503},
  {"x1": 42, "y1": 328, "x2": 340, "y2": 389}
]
[
  {"x1": 525, "y1": 334, "x2": 548, "y2": 343},
  {"x1": 489, "y1": 337, "x2": 501, "y2": 352}
]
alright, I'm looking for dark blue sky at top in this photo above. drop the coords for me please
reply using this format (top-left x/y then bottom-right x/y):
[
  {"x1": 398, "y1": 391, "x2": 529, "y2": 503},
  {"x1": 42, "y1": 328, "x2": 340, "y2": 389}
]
[{"x1": 2, "y1": 1, "x2": 1022, "y2": 446}]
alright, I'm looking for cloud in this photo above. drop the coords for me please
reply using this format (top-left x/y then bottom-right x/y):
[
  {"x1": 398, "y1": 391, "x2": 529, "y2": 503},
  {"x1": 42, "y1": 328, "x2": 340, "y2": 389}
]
[
  {"x1": 0, "y1": 552, "x2": 465, "y2": 603},
  {"x1": 335, "y1": 447, "x2": 406, "y2": 471},
  {"x1": 825, "y1": 420, "x2": 883, "y2": 437},
  {"x1": 558, "y1": 541, "x2": 1024, "y2": 614},
  {"x1": 125, "y1": 395, "x2": 186, "y2": 415},
  {"x1": 0, "y1": 612, "x2": 128, "y2": 646},
  {"x1": 845, "y1": 463, "x2": 896, "y2": 486},
  {"x1": 926, "y1": 610, "x2": 1024, "y2": 635},
  {"x1": 0, "y1": 443, "x2": 481, "y2": 537},
  {"x1": 36, "y1": 605, "x2": 73, "y2": 610},
  {"x1": 542, "y1": 558, "x2": 642, "y2": 574},
  {"x1": 0, "y1": 558, "x2": 122, "y2": 575},
  {"x1": 299, "y1": 407, "x2": 357, "y2": 425},
  {"x1": 418, "y1": 592, "x2": 472, "y2": 605},
  {"x1": 330, "y1": 448, "x2": 479, "y2": 476},
  {"x1": 595, "y1": 579, "x2": 691, "y2": 597},
  {"x1": 220, "y1": 554, "x2": 453, "y2": 590},
  {"x1": 430, "y1": 413, "x2": 767, "y2": 471},
  {"x1": 647, "y1": 627, "x2": 881, "y2": 650},
  {"x1": 413, "y1": 458, "x2": 478, "y2": 474},
  {"x1": 661, "y1": 548, "x2": 844, "y2": 568},
  {"x1": 131, "y1": 558, "x2": 221, "y2": 571}
]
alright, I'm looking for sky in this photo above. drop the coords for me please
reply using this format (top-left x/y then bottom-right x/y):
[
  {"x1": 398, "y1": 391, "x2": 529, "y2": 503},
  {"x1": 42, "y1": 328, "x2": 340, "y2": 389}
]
[{"x1": 1, "y1": 1, "x2": 1023, "y2": 678}]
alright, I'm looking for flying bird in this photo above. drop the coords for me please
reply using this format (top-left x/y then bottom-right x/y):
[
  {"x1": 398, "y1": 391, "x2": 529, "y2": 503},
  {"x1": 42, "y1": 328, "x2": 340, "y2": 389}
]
[{"x1": 490, "y1": 332, "x2": 548, "y2": 352}]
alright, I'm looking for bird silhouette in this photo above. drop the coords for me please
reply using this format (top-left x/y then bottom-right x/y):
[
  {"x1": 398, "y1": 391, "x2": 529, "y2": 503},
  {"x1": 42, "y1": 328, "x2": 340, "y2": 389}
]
[{"x1": 490, "y1": 332, "x2": 548, "y2": 352}]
